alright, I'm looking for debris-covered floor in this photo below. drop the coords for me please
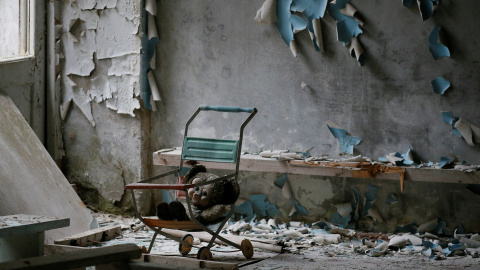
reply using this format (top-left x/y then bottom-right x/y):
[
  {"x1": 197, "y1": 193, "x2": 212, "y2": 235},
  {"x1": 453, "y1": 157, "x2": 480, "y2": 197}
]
[{"x1": 92, "y1": 212, "x2": 480, "y2": 269}]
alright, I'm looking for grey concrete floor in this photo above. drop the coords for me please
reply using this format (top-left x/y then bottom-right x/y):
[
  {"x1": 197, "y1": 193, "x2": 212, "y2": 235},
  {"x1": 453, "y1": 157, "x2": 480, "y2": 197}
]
[
  {"x1": 239, "y1": 247, "x2": 480, "y2": 270},
  {"x1": 94, "y1": 213, "x2": 480, "y2": 270}
]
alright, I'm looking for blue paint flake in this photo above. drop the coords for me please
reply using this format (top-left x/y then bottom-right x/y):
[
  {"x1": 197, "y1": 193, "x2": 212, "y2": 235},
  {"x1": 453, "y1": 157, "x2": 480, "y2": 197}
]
[
  {"x1": 249, "y1": 194, "x2": 268, "y2": 217},
  {"x1": 330, "y1": 212, "x2": 350, "y2": 228},
  {"x1": 328, "y1": 0, "x2": 362, "y2": 44},
  {"x1": 327, "y1": 124, "x2": 362, "y2": 155},
  {"x1": 291, "y1": 200, "x2": 308, "y2": 216},
  {"x1": 141, "y1": 13, "x2": 159, "y2": 110},
  {"x1": 418, "y1": 0, "x2": 439, "y2": 21},
  {"x1": 234, "y1": 200, "x2": 254, "y2": 217},
  {"x1": 274, "y1": 174, "x2": 288, "y2": 188},
  {"x1": 439, "y1": 156, "x2": 453, "y2": 168},
  {"x1": 277, "y1": 0, "x2": 295, "y2": 44},
  {"x1": 276, "y1": 0, "x2": 328, "y2": 49},
  {"x1": 432, "y1": 77, "x2": 451, "y2": 95},
  {"x1": 248, "y1": 194, "x2": 278, "y2": 218},
  {"x1": 441, "y1": 112, "x2": 463, "y2": 138},
  {"x1": 442, "y1": 111, "x2": 453, "y2": 125},
  {"x1": 429, "y1": 26, "x2": 450, "y2": 60}
]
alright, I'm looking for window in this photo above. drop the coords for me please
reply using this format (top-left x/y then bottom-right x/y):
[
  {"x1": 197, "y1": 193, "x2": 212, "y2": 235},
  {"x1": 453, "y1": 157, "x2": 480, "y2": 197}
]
[{"x1": 0, "y1": 0, "x2": 33, "y2": 61}]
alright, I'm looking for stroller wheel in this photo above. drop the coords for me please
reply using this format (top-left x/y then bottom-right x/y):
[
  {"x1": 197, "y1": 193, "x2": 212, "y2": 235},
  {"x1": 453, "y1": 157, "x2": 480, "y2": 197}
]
[
  {"x1": 241, "y1": 239, "x2": 254, "y2": 259},
  {"x1": 197, "y1": 247, "x2": 213, "y2": 260},
  {"x1": 179, "y1": 234, "x2": 194, "y2": 256}
]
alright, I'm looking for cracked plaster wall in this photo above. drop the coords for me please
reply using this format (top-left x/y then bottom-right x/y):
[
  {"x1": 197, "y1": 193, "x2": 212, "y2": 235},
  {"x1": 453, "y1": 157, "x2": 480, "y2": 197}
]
[
  {"x1": 59, "y1": 0, "x2": 151, "y2": 213},
  {"x1": 151, "y1": 1, "x2": 480, "y2": 231}
]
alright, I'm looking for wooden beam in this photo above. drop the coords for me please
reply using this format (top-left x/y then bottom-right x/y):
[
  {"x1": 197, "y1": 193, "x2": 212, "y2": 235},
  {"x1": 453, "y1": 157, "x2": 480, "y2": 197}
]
[
  {"x1": 0, "y1": 244, "x2": 141, "y2": 270},
  {"x1": 153, "y1": 149, "x2": 480, "y2": 184},
  {"x1": 145, "y1": 254, "x2": 239, "y2": 270},
  {"x1": 404, "y1": 167, "x2": 480, "y2": 184},
  {"x1": 54, "y1": 225, "x2": 121, "y2": 247}
]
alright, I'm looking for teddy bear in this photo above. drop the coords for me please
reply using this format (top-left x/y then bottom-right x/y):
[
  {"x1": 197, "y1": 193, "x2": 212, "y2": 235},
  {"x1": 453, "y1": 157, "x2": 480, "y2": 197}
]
[{"x1": 156, "y1": 165, "x2": 240, "y2": 225}]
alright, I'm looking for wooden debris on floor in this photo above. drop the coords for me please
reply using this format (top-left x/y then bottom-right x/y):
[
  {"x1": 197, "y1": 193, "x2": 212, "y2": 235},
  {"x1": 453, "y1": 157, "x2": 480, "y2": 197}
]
[{"x1": 54, "y1": 224, "x2": 122, "y2": 247}]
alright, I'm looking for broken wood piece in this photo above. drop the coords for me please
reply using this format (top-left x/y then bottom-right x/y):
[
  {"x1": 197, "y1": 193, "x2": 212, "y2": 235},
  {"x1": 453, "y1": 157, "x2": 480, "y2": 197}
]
[
  {"x1": 161, "y1": 228, "x2": 283, "y2": 253},
  {"x1": 145, "y1": 254, "x2": 239, "y2": 270},
  {"x1": 54, "y1": 225, "x2": 121, "y2": 247},
  {"x1": 311, "y1": 234, "x2": 341, "y2": 244},
  {"x1": 0, "y1": 244, "x2": 141, "y2": 270}
]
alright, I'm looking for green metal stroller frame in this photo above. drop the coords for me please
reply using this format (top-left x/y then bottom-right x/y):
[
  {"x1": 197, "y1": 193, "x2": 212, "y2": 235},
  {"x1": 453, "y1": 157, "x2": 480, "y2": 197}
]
[{"x1": 126, "y1": 105, "x2": 257, "y2": 260}]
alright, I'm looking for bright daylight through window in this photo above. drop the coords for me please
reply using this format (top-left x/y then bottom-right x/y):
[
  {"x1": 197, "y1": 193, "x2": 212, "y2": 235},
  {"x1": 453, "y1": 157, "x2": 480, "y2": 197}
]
[{"x1": 0, "y1": 0, "x2": 32, "y2": 61}]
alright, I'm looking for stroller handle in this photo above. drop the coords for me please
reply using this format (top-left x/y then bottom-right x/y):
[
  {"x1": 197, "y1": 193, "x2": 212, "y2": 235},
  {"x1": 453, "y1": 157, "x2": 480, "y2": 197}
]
[{"x1": 200, "y1": 105, "x2": 256, "y2": 113}]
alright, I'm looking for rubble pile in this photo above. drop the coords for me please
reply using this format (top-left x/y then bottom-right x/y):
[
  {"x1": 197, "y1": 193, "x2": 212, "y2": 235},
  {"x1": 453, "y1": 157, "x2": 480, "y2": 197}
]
[
  {"x1": 229, "y1": 218, "x2": 480, "y2": 260},
  {"x1": 94, "y1": 212, "x2": 480, "y2": 262}
]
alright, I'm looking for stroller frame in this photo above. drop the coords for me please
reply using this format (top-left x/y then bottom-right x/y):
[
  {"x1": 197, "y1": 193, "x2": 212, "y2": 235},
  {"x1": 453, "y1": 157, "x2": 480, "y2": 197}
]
[{"x1": 125, "y1": 105, "x2": 257, "y2": 260}]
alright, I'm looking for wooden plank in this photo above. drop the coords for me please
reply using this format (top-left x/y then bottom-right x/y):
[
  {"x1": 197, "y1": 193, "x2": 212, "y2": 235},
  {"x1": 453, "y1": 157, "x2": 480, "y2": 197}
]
[
  {"x1": 145, "y1": 254, "x2": 239, "y2": 270},
  {"x1": 54, "y1": 225, "x2": 121, "y2": 247},
  {"x1": 153, "y1": 149, "x2": 480, "y2": 184},
  {"x1": 404, "y1": 167, "x2": 480, "y2": 184},
  {"x1": 0, "y1": 244, "x2": 141, "y2": 270}
]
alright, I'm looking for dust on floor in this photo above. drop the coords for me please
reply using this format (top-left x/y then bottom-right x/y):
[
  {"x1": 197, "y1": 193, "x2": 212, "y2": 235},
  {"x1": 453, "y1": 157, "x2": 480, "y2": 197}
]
[{"x1": 92, "y1": 212, "x2": 480, "y2": 269}]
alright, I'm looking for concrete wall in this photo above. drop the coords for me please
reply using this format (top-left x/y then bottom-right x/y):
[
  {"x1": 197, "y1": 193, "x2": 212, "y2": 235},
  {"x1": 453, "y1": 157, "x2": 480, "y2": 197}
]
[
  {"x1": 151, "y1": 0, "x2": 480, "y2": 231},
  {"x1": 153, "y1": 0, "x2": 480, "y2": 163},
  {"x1": 57, "y1": 0, "x2": 480, "y2": 232}
]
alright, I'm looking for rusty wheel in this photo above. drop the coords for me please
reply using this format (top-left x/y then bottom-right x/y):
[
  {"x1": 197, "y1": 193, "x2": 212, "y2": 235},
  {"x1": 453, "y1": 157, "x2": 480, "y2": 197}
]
[
  {"x1": 179, "y1": 234, "x2": 194, "y2": 256},
  {"x1": 197, "y1": 247, "x2": 213, "y2": 260},
  {"x1": 241, "y1": 239, "x2": 254, "y2": 259}
]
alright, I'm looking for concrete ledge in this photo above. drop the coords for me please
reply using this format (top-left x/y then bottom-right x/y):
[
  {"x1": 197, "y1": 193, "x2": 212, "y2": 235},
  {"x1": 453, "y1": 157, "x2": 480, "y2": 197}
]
[{"x1": 153, "y1": 149, "x2": 480, "y2": 184}]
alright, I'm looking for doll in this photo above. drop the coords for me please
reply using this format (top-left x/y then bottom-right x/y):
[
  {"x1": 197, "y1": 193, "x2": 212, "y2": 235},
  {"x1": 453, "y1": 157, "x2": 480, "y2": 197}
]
[{"x1": 156, "y1": 165, "x2": 240, "y2": 225}]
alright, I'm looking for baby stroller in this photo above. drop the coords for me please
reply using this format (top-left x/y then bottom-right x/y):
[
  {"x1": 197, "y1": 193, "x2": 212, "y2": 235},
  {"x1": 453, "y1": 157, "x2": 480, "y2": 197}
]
[{"x1": 125, "y1": 105, "x2": 257, "y2": 260}]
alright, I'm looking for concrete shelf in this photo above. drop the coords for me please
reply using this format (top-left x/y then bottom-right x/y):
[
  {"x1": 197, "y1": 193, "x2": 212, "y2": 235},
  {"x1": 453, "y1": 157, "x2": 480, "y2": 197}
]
[
  {"x1": 153, "y1": 149, "x2": 480, "y2": 185},
  {"x1": 0, "y1": 215, "x2": 70, "y2": 262}
]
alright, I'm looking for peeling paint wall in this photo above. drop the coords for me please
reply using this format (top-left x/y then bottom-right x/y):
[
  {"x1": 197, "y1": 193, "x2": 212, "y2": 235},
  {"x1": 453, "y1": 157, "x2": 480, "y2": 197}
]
[
  {"x1": 56, "y1": 0, "x2": 480, "y2": 231},
  {"x1": 205, "y1": 170, "x2": 480, "y2": 233},
  {"x1": 60, "y1": 0, "x2": 141, "y2": 126},
  {"x1": 153, "y1": 0, "x2": 480, "y2": 164},
  {"x1": 59, "y1": 0, "x2": 150, "y2": 213},
  {"x1": 151, "y1": 0, "x2": 480, "y2": 231}
]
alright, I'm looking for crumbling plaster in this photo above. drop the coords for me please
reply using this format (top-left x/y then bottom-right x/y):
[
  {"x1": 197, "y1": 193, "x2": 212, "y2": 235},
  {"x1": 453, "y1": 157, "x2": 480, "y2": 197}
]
[{"x1": 59, "y1": 0, "x2": 150, "y2": 213}]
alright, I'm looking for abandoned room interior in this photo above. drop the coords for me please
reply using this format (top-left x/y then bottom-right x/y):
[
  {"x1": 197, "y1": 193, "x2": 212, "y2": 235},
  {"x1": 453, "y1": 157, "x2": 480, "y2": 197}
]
[{"x1": 1, "y1": 0, "x2": 480, "y2": 269}]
